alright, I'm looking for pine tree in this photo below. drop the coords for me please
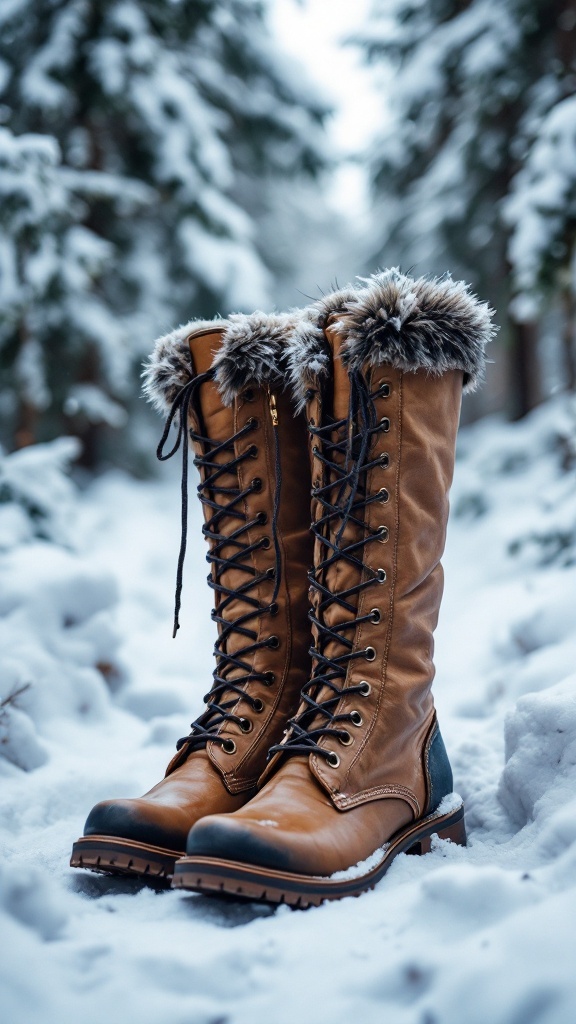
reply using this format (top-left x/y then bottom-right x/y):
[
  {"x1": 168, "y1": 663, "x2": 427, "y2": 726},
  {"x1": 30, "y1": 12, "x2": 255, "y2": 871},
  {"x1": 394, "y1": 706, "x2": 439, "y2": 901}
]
[
  {"x1": 505, "y1": 94, "x2": 576, "y2": 393},
  {"x1": 0, "y1": 127, "x2": 133, "y2": 457},
  {"x1": 0, "y1": 0, "x2": 326, "y2": 465},
  {"x1": 359, "y1": 0, "x2": 576, "y2": 418}
]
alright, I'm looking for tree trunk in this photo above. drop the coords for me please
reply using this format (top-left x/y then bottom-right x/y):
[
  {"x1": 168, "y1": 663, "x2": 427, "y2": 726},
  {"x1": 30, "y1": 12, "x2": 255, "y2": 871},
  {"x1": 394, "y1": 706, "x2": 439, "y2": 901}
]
[
  {"x1": 14, "y1": 322, "x2": 38, "y2": 450},
  {"x1": 561, "y1": 285, "x2": 576, "y2": 392},
  {"x1": 509, "y1": 318, "x2": 540, "y2": 420},
  {"x1": 14, "y1": 398, "x2": 38, "y2": 450}
]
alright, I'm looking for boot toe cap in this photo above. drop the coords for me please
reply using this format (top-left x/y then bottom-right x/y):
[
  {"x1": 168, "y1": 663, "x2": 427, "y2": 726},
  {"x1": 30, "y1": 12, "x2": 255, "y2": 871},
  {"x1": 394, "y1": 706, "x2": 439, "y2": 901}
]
[
  {"x1": 84, "y1": 799, "x2": 184, "y2": 852},
  {"x1": 186, "y1": 816, "x2": 293, "y2": 872}
]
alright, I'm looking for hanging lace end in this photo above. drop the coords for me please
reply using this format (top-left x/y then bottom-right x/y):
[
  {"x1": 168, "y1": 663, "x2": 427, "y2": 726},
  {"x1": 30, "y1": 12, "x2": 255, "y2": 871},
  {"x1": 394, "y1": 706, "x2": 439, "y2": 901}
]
[{"x1": 155, "y1": 370, "x2": 213, "y2": 639}]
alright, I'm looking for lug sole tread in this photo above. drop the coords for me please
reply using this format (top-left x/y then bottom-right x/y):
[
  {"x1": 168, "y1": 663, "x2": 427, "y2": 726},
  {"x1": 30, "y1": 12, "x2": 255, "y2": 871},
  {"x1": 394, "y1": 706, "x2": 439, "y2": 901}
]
[{"x1": 70, "y1": 835, "x2": 183, "y2": 882}]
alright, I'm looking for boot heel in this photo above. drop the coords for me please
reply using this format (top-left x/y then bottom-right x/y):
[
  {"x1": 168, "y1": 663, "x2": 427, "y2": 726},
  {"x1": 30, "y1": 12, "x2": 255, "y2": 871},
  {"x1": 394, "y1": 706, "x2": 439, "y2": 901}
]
[{"x1": 408, "y1": 810, "x2": 467, "y2": 855}]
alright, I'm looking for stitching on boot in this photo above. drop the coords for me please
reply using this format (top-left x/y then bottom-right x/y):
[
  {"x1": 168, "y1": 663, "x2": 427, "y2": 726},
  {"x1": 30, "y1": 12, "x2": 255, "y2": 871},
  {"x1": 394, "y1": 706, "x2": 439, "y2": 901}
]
[
  {"x1": 423, "y1": 713, "x2": 441, "y2": 814},
  {"x1": 333, "y1": 784, "x2": 420, "y2": 816}
]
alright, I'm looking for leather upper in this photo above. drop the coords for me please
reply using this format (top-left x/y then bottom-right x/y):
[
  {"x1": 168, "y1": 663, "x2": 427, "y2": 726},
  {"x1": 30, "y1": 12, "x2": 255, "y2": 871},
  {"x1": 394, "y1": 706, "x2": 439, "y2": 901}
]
[
  {"x1": 187, "y1": 325, "x2": 463, "y2": 876},
  {"x1": 83, "y1": 326, "x2": 314, "y2": 849}
]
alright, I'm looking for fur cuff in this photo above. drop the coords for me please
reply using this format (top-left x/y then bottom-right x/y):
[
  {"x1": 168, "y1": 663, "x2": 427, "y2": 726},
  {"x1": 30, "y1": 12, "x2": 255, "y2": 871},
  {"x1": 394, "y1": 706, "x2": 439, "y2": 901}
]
[
  {"x1": 289, "y1": 270, "x2": 496, "y2": 408},
  {"x1": 287, "y1": 286, "x2": 360, "y2": 412},
  {"x1": 212, "y1": 310, "x2": 302, "y2": 407},
  {"x1": 141, "y1": 318, "x2": 222, "y2": 416},
  {"x1": 142, "y1": 311, "x2": 302, "y2": 415}
]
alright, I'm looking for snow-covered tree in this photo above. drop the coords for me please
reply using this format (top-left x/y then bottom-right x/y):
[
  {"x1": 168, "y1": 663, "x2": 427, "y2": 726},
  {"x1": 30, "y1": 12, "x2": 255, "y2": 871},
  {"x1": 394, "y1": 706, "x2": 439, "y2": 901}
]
[
  {"x1": 0, "y1": 0, "x2": 327, "y2": 464},
  {"x1": 0, "y1": 127, "x2": 138, "y2": 457},
  {"x1": 359, "y1": 0, "x2": 576, "y2": 417},
  {"x1": 505, "y1": 94, "x2": 576, "y2": 391}
]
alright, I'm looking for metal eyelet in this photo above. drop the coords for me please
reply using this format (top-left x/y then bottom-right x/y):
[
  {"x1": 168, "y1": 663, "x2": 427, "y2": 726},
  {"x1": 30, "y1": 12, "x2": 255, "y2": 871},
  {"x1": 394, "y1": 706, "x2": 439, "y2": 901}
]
[
  {"x1": 370, "y1": 608, "x2": 381, "y2": 623},
  {"x1": 256, "y1": 511, "x2": 267, "y2": 525},
  {"x1": 377, "y1": 568, "x2": 387, "y2": 583},
  {"x1": 377, "y1": 525, "x2": 389, "y2": 541},
  {"x1": 264, "y1": 672, "x2": 276, "y2": 686},
  {"x1": 222, "y1": 739, "x2": 236, "y2": 754},
  {"x1": 350, "y1": 710, "x2": 363, "y2": 727},
  {"x1": 378, "y1": 486, "x2": 389, "y2": 501},
  {"x1": 339, "y1": 730, "x2": 353, "y2": 746},
  {"x1": 380, "y1": 453, "x2": 390, "y2": 468},
  {"x1": 326, "y1": 751, "x2": 340, "y2": 768},
  {"x1": 359, "y1": 681, "x2": 372, "y2": 697},
  {"x1": 246, "y1": 444, "x2": 258, "y2": 458},
  {"x1": 312, "y1": 445, "x2": 319, "y2": 454},
  {"x1": 267, "y1": 635, "x2": 280, "y2": 649},
  {"x1": 260, "y1": 537, "x2": 271, "y2": 549},
  {"x1": 265, "y1": 567, "x2": 276, "y2": 579},
  {"x1": 269, "y1": 602, "x2": 279, "y2": 617},
  {"x1": 252, "y1": 477, "x2": 263, "y2": 492},
  {"x1": 246, "y1": 417, "x2": 259, "y2": 429},
  {"x1": 364, "y1": 646, "x2": 376, "y2": 661},
  {"x1": 253, "y1": 698, "x2": 265, "y2": 713},
  {"x1": 239, "y1": 718, "x2": 253, "y2": 733},
  {"x1": 243, "y1": 389, "x2": 255, "y2": 402},
  {"x1": 377, "y1": 383, "x2": 391, "y2": 398},
  {"x1": 309, "y1": 417, "x2": 315, "y2": 426},
  {"x1": 380, "y1": 417, "x2": 390, "y2": 432}
]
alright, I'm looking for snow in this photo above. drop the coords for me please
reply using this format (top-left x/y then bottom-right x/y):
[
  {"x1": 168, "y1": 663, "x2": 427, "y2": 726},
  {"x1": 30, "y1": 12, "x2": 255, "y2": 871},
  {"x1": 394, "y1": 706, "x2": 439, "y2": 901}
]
[
  {"x1": 325, "y1": 844, "x2": 390, "y2": 882},
  {"x1": 1, "y1": 394, "x2": 576, "y2": 1023}
]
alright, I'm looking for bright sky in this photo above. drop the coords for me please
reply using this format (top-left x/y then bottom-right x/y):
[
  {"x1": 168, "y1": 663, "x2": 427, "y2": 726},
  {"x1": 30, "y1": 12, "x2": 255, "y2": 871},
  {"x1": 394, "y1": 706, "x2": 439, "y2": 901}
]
[{"x1": 271, "y1": 0, "x2": 383, "y2": 216}]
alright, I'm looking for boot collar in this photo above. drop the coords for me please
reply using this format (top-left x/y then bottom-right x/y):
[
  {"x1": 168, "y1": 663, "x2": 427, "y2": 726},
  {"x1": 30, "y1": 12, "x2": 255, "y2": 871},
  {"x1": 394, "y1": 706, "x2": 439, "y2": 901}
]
[
  {"x1": 142, "y1": 270, "x2": 496, "y2": 417},
  {"x1": 142, "y1": 310, "x2": 305, "y2": 414},
  {"x1": 288, "y1": 269, "x2": 497, "y2": 410}
]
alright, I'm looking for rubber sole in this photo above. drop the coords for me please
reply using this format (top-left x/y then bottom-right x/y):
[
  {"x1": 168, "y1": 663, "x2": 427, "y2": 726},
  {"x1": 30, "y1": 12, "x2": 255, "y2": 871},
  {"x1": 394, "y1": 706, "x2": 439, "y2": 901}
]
[
  {"x1": 171, "y1": 804, "x2": 466, "y2": 907},
  {"x1": 70, "y1": 835, "x2": 183, "y2": 882}
]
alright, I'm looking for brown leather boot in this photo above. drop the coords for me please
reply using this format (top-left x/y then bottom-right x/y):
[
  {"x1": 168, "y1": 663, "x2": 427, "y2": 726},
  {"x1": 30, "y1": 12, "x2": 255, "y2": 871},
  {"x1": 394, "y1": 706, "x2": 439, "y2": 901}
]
[
  {"x1": 174, "y1": 271, "x2": 496, "y2": 905},
  {"x1": 71, "y1": 314, "x2": 313, "y2": 880}
]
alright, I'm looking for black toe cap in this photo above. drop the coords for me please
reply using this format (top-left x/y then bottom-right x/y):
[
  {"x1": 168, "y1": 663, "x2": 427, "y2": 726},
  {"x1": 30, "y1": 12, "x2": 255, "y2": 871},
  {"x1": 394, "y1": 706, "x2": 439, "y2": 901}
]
[
  {"x1": 84, "y1": 800, "x2": 183, "y2": 851},
  {"x1": 186, "y1": 818, "x2": 293, "y2": 872}
]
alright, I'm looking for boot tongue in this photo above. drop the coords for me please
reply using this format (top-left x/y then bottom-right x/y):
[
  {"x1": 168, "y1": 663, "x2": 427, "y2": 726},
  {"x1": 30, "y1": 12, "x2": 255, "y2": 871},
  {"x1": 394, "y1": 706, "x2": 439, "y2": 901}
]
[
  {"x1": 188, "y1": 329, "x2": 233, "y2": 440},
  {"x1": 304, "y1": 318, "x2": 361, "y2": 727},
  {"x1": 325, "y1": 322, "x2": 351, "y2": 422}
]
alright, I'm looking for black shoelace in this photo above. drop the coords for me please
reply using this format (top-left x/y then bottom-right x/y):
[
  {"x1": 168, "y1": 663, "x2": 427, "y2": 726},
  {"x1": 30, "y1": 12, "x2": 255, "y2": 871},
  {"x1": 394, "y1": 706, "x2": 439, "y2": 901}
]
[
  {"x1": 157, "y1": 372, "x2": 282, "y2": 754},
  {"x1": 268, "y1": 369, "x2": 388, "y2": 766}
]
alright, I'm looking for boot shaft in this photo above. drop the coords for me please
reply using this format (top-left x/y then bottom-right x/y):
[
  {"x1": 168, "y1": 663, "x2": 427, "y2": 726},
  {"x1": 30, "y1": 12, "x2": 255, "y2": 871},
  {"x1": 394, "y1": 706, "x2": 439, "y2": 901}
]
[
  {"x1": 305, "y1": 339, "x2": 463, "y2": 814},
  {"x1": 267, "y1": 270, "x2": 495, "y2": 815},
  {"x1": 144, "y1": 316, "x2": 313, "y2": 792}
]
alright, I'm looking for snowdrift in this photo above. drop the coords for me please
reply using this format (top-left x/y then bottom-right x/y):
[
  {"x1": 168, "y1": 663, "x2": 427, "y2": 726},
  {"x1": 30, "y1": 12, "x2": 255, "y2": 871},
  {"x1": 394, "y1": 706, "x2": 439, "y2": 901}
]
[{"x1": 0, "y1": 396, "x2": 575, "y2": 1024}]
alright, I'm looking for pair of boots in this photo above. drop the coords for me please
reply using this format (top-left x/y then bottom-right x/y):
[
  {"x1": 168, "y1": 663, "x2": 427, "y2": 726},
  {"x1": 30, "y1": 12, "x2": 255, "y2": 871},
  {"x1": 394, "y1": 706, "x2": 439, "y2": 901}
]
[{"x1": 71, "y1": 270, "x2": 494, "y2": 906}]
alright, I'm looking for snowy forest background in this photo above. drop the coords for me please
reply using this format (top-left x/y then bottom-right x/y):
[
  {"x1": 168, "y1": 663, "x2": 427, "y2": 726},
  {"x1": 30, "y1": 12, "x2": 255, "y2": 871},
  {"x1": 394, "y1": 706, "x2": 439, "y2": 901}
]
[{"x1": 1, "y1": 2, "x2": 576, "y2": 1023}]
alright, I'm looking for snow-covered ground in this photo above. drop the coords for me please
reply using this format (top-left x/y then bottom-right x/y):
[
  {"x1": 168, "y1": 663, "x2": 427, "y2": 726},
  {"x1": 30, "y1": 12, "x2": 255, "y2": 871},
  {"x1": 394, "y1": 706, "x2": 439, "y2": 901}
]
[{"x1": 1, "y1": 395, "x2": 575, "y2": 1024}]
